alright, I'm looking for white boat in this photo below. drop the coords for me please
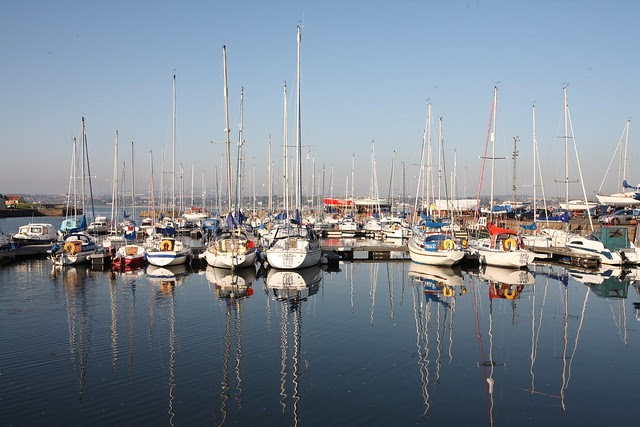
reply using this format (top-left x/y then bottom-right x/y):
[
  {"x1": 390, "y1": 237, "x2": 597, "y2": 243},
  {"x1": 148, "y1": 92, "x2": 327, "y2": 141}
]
[
  {"x1": 382, "y1": 219, "x2": 411, "y2": 240},
  {"x1": 145, "y1": 236, "x2": 190, "y2": 267},
  {"x1": 565, "y1": 227, "x2": 638, "y2": 266},
  {"x1": 595, "y1": 122, "x2": 640, "y2": 207},
  {"x1": 467, "y1": 87, "x2": 533, "y2": 269},
  {"x1": 87, "y1": 216, "x2": 109, "y2": 234},
  {"x1": 51, "y1": 232, "x2": 99, "y2": 266},
  {"x1": 408, "y1": 233, "x2": 465, "y2": 266},
  {"x1": 205, "y1": 225, "x2": 257, "y2": 269},
  {"x1": 12, "y1": 223, "x2": 57, "y2": 245},
  {"x1": 205, "y1": 47, "x2": 257, "y2": 270},
  {"x1": 264, "y1": 27, "x2": 321, "y2": 271},
  {"x1": 265, "y1": 223, "x2": 322, "y2": 269},
  {"x1": 468, "y1": 231, "x2": 534, "y2": 268},
  {"x1": 558, "y1": 199, "x2": 598, "y2": 211}
]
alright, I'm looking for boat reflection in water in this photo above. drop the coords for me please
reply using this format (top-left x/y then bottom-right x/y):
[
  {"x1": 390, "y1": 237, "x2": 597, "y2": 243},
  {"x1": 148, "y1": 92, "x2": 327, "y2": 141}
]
[
  {"x1": 408, "y1": 262, "x2": 467, "y2": 306},
  {"x1": 407, "y1": 262, "x2": 466, "y2": 416},
  {"x1": 206, "y1": 266, "x2": 256, "y2": 300},
  {"x1": 568, "y1": 266, "x2": 634, "y2": 299},
  {"x1": 204, "y1": 265, "x2": 257, "y2": 425},
  {"x1": 146, "y1": 264, "x2": 184, "y2": 426},
  {"x1": 264, "y1": 265, "x2": 322, "y2": 302},
  {"x1": 147, "y1": 264, "x2": 188, "y2": 294},
  {"x1": 264, "y1": 265, "x2": 322, "y2": 426},
  {"x1": 53, "y1": 265, "x2": 94, "y2": 400},
  {"x1": 479, "y1": 265, "x2": 535, "y2": 300}
]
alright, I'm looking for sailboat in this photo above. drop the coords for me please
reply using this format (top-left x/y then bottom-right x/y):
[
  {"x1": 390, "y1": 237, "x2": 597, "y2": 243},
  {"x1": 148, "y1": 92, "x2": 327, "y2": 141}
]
[
  {"x1": 146, "y1": 74, "x2": 191, "y2": 267},
  {"x1": 408, "y1": 105, "x2": 465, "y2": 266},
  {"x1": 51, "y1": 117, "x2": 99, "y2": 266},
  {"x1": 467, "y1": 87, "x2": 534, "y2": 268},
  {"x1": 205, "y1": 46, "x2": 257, "y2": 270},
  {"x1": 595, "y1": 120, "x2": 640, "y2": 207},
  {"x1": 264, "y1": 25, "x2": 322, "y2": 270}
]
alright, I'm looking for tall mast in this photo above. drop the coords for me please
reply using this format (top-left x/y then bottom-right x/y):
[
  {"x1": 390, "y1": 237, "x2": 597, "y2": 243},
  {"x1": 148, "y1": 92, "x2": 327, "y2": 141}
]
[
  {"x1": 131, "y1": 140, "x2": 136, "y2": 221},
  {"x1": 563, "y1": 85, "x2": 569, "y2": 210},
  {"x1": 111, "y1": 130, "x2": 119, "y2": 230},
  {"x1": 490, "y1": 86, "x2": 498, "y2": 220},
  {"x1": 268, "y1": 136, "x2": 273, "y2": 213},
  {"x1": 172, "y1": 73, "x2": 177, "y2": 218},
  {"x1": 512, "y1": 136, "x2": 519, "y2": 201},
  {"x1": 295, "y1": 24, "x2": 303, "y2": 214},
  {"x1": 236, "y1": 87, "x2": 245, "y2": 220},
  {"x1": 282, "y1": 82, "x2": 289, "y2": 215},
  {"x1": 149, "y1": 150, "x2": 155, "y2": 221},
  {"x1": 222, "y1": 45, "x2": 233, "y2": 214}
]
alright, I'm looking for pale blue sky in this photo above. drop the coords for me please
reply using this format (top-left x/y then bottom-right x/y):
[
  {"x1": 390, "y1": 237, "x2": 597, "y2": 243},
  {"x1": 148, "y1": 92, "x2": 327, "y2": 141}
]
[{"x1": 2, "y1": 0, "x2": 639, "y2": 201}]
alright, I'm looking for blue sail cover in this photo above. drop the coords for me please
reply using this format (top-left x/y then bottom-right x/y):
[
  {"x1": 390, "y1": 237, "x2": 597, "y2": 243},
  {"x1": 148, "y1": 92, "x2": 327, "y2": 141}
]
[
  {"x1": 520, "y1": 222, "x2": 537, "y2": 230},
  {"x1": 60, "y1": 214, "x2": 87, "y2": 234}
]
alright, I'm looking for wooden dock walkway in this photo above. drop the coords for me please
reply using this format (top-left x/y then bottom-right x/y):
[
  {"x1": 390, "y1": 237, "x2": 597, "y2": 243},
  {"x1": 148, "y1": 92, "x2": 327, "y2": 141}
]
[{"x1": 526, "y1": 246, "x2": 600, "y2": 268}]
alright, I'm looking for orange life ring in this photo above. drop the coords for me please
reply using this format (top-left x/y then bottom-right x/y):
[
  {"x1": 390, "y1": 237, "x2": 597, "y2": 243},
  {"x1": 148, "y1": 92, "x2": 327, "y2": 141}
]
[
  {"x1": 443, "y1": 286, "x2": 454, "y2": 297},
  {"x1": 504, "y1": 287, "x2": 517, "y2": 299},
  {"x1": 502, "y1": 238, "x2": 517, "y2": 251},
  {"x1": 443, "y1": 239, "x2": 455, "y2": 251}
]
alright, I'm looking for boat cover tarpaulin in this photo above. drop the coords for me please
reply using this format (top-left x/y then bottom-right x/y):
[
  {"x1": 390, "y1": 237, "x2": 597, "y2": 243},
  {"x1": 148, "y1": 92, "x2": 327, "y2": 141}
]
[
  {"x1": 488, "y1": 222, "x2": 517, "y2": 236},
  {"x1": 323, "y1": 198, "x2": 353, "y2": 206}
]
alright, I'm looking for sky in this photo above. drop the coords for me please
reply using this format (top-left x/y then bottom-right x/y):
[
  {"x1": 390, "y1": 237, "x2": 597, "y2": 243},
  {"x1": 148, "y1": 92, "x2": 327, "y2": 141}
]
[{"x1": 2, "y1": 0, "x2": 639, "y2": 203}]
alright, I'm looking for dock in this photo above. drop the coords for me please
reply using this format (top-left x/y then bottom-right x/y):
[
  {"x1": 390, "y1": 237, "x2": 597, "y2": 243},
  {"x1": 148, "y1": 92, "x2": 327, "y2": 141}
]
[
  {"x1": 0, "y1": 244, "x2": 51, "y2": 264},
  {"x1": 320, "y1": 239, "x2": 409, "y2": 261},
  {"x1": 527, "y1": 246, "x2": 600, "y2": 268}
]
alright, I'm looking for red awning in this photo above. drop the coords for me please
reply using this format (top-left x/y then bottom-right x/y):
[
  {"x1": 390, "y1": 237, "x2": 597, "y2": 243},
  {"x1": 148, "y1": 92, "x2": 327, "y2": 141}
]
[
  {"x1": 488, "y1": 222, "x2": 517, "y2": 236},
  {"x1": 323, "y1": 198, "x2": 353, "y2": 206}
]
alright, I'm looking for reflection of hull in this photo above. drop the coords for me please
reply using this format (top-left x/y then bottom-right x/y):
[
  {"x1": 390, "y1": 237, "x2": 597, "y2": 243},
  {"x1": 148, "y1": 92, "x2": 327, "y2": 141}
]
[
  {"x1": 266, "y1": 265, "x2": 322, "y2": 301},
  {"x1": 205, "y1": 265, "x2": 256, "y2": 299},
  {"x1": 408, "y1": 262, "x2": 464, "y2": 286},
  {"x1": 480, "y1": 266, "x2": 535, "y2": 285},
  {"x1": 146, "y1": 264, "x2": 187, "y2": 284}
]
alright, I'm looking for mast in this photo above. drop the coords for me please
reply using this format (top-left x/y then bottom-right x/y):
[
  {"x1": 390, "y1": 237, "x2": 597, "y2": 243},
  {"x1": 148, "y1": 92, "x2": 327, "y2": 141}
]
[
  {"x1": 131, "y1": 140, "x2": 136, "y2": 221},
  {"x1": 149, "y1": 150, "x2": 155, "y2": 221},
  {"x1": 172, "y1": 73, "x2": 177, "y2": 219},
  {"x1": 236, "y1": 87, "x2": 245, "y2": 221},
  {"x1": 282, "y1": 82, "x2": 289, "y2": 215},
  {"x1": 295, "y1": 24, "x2": 303, "y2": 216},
  {"x1": 563, "y1": 86, "x2": 569, "y2": 210},
  {"x1": 268, "y1": 136, "x2": 273, "y2": 213},
  {"x1": 110, "y1": 131, "x2": 119, "y2": 231},
  {"x1": 512, "y1": 136, "x2": 519, "y2": 202},
  {"x1": 489, "y1": 86, "x2": 498, "y2": 221},
  {"x1": 222, "y1": 46, "x2": 233, "y2": 214}
]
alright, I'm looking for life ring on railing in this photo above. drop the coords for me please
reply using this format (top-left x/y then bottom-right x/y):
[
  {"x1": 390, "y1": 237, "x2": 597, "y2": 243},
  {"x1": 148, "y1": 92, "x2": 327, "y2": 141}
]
[
  {"x1": 63, "y1": 241, "x2": 75, "y2": 253},
  {"x1": 443, "y1": 239, "x2": 455, "y2": 251},
  {"x1": 461, "y1": 238, "x2": 468, "y2": 249},
  {"x1": 443, "y1": 287, "x2": 454, "y2": 297},
  {"x1": 504, "y1": 287, "x2": 517, "y2": 299},
  {"x1": 161, "y1": 239, "x2": 174, "y2": 251},
  {"x1": 502, "y1": 238, "x2": 517, "y2": 251}
]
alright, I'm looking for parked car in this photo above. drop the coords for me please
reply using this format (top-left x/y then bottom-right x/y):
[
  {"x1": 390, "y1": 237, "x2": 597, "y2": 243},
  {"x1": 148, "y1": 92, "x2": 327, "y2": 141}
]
[
  {"x1": 597, "y1": 208, "x2": 640, "y2": 225},
  {"x1": 515, "y1": 208, "x2": 552, "y2": 221}
]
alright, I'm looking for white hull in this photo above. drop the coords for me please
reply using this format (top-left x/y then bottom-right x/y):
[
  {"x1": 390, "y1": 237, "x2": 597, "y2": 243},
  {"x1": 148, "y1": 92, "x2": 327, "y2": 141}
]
[
  {"x1": 468, "y1": 239, "x2": 534, "y2": 268},
  {"x1": 407, "y1": 235, "x2": 465, "y2": 266},
  {"x1": 595, "y1": 193, "x2": 640, "y2": 207},
  {"x1": 559, "y1": 200, "x2": 598, "y2": 210},
  {"x1": 146, "y1": 250, "x2": 189, "y2": 266},
  {"x1": 266, "y1": 246, "x2": 322, "y2": 269},
  {"x1": 205, "y1": 247, "x2": 257, "y2": 269}
]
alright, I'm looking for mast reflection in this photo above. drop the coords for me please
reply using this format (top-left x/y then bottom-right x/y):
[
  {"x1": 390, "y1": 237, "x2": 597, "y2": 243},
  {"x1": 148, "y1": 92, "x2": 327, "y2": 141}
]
[{"x1": 264, "y1": 266, "x2": 322, "y2": 426}]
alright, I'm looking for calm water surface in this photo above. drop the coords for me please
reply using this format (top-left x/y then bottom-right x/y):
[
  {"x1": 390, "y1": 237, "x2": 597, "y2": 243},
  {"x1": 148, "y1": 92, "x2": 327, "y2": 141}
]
[{"x1": 1, "y1": 217, "x2": 639, "y2": 426}]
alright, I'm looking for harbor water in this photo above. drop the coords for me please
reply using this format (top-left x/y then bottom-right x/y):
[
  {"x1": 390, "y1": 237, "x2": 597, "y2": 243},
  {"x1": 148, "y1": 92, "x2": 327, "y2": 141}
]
[{"x1": 1, "y1": 217, "x2": 639, "y2": 426}]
